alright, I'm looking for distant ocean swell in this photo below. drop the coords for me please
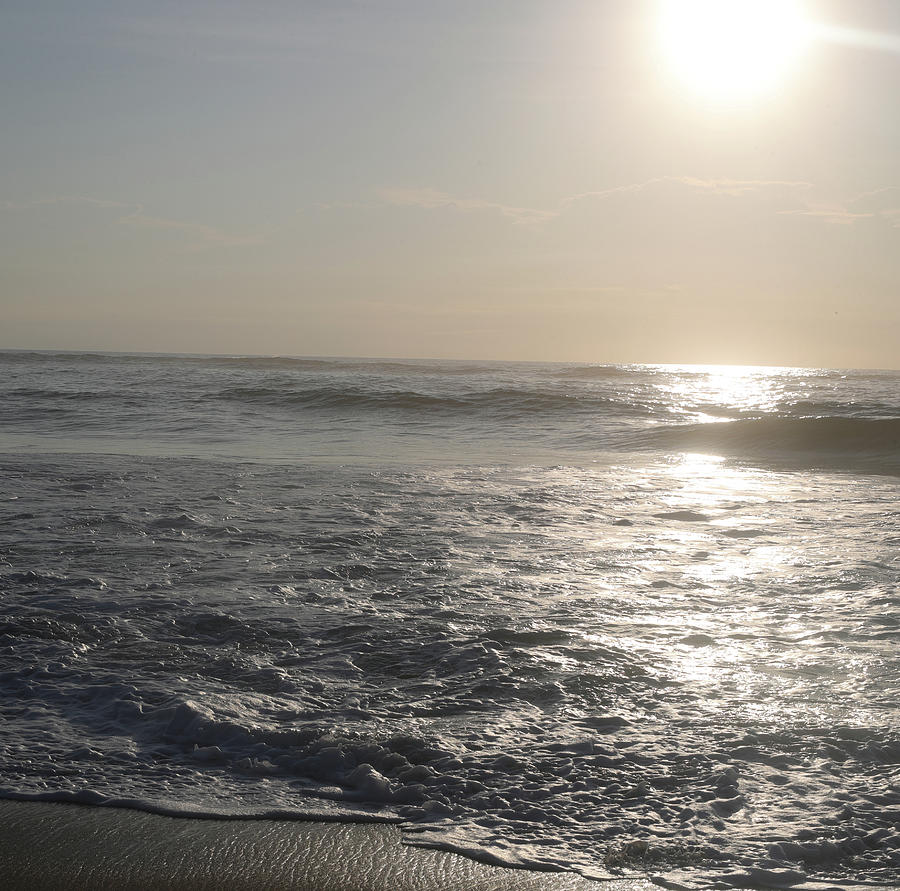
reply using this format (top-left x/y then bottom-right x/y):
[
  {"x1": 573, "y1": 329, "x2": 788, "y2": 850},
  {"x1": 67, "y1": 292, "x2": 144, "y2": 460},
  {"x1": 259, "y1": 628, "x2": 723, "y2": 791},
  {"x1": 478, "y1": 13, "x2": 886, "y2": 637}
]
[
  {"x1": 5, "y1": 379, "x2": 900, "y2": 473},
  {"x1": 213, "y1": 384, "x2": 654, "y2": 416},
  {"x1": 7, "y1": 375, "x2": 898, "y2": 422}
]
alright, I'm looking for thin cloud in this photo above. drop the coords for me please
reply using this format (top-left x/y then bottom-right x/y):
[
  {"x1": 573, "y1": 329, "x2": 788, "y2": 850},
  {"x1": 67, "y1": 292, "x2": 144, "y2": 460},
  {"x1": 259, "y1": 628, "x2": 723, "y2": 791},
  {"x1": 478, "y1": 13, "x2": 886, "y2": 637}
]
[
  {"x1": 4, "y1": 194, "x2": 260, "y2": 248},
  {"x1": 778, "y1": 208, "x2": 875, "y2": 225},
  {"x1": 849, "y1": 185, "x2": 900, "y2": 206},
  {"x1": 352, "y1": 176, "x2": 896, "y2": 233},
  {"x1": 564, "y1": 176, "x2": 812, "y2": 205},
  {"x1": 780, "y1": 186, "x2": 900, "y2": 226},
  {"x1": 3, "y1": 195, "x2": 131, "y2": 211},
  {"x1": 118, "y1": 209, "x2": 261, "y2": 247},
  {"x1": 846, "y1": 185, "x2": 900, "y2": 222},
  {"x1": 566, "y1": 177, "x2": 900, "y2": 229},
  {"x1": 373, "y1": 177, "x2": 810, "y2": 226},
  {"x1": 376, "y1": 187, "x2": 556, "y2": 225}
]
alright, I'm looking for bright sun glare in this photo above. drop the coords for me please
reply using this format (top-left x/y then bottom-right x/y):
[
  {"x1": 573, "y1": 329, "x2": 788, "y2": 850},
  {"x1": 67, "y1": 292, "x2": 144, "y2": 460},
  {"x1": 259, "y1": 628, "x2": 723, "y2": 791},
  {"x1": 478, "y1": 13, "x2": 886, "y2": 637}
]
[{"x1": 658, "y1": 0, "x2": 813, "y2": 101}]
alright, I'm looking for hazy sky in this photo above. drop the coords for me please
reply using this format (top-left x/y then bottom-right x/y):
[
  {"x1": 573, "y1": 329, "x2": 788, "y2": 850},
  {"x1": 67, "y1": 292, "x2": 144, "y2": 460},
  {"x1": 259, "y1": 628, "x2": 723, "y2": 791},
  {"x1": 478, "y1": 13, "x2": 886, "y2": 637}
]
[{"x1": 3, "y1": 0, "x2": 899, "y2": 367}]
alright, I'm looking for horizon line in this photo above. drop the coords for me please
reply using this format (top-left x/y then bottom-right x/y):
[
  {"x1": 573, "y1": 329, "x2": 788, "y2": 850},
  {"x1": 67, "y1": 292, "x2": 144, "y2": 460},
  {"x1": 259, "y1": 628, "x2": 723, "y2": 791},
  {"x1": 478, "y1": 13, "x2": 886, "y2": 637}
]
[{"x1": 0, "y1": 346, "x2": 895, "y2": 374}]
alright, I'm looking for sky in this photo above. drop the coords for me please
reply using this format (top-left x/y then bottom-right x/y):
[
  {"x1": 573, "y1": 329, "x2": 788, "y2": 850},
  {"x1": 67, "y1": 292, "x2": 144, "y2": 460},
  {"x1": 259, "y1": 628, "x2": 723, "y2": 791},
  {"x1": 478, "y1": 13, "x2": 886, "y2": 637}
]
[{"x1": 2, "y1": 0, "x2": 899, "y2": 368}]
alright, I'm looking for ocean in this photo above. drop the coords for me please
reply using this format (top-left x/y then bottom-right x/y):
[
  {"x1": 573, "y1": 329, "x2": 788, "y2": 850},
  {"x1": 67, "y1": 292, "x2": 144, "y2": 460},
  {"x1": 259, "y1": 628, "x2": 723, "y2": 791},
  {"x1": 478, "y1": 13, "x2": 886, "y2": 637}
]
[{"x1": 0, "y1": 350, "x2": 898, "y2": 889}]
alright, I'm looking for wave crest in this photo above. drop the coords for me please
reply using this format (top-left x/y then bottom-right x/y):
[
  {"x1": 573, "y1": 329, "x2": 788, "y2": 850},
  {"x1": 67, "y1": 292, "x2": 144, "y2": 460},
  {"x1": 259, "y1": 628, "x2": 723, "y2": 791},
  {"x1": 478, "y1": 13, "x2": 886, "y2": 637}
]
[
  {"x1": 214, "y1": 385, "x2": 648, "y2": 416},
  {"x1": 646, "y1": 416, "x2": 900, "y2": 471}
]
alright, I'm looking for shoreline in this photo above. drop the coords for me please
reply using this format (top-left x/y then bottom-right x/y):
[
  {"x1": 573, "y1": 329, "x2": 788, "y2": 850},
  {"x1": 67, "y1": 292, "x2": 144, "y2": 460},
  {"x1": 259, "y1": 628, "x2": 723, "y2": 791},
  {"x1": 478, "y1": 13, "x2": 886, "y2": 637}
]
[{"x1": 0, "y1": 799, "x2": 657, "y2": 891}]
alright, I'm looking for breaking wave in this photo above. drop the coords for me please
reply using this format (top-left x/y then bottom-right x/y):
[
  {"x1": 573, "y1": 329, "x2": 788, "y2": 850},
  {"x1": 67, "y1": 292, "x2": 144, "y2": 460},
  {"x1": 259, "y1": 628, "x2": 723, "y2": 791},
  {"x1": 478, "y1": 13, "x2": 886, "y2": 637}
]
[{"x1": 643, "y1": 416, "x2": 900, "y2": 471}]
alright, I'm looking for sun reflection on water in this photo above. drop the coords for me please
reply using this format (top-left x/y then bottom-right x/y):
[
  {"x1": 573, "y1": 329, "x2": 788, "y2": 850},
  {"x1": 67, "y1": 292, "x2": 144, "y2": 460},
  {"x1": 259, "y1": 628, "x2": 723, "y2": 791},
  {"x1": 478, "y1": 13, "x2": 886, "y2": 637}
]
[
  {"x1": 652, "y1": 363, "x2": 796, "y2": 419},
  {"x1": 639, "y1": 450, "x2": 815, "y2": 716}
]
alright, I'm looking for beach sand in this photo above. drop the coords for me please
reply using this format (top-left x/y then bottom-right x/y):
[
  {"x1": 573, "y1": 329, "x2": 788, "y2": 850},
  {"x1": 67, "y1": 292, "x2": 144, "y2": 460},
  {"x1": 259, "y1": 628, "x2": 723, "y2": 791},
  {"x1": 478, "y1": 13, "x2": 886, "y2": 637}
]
[{"x1": 0, "y1": 800, "x2": 658, "y2": 890}]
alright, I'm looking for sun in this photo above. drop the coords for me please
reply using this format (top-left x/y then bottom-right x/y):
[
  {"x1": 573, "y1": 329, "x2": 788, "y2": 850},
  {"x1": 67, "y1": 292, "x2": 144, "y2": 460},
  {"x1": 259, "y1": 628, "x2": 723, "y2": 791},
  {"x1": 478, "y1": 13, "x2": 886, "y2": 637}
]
[{"x1": 657, "y1": 0, "x2": 813, "y2": 102}]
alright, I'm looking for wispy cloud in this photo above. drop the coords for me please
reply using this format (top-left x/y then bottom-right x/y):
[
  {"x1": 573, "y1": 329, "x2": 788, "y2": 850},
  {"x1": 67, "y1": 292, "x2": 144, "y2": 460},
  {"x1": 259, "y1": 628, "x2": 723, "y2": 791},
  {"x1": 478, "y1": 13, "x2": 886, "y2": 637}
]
[
  {"x1": 779, "y1": 185, "x2": 900, "y2": 227},
  {"x1": 117, "y1": 208, "x2": 261, "y2": 247},
  {"x1": 846, "y1": 186, "x2": 900, "y2": 225},
  {"x1": 376, "y1": 187, "x2": 556, "y2": 225},
  {"x1": 374, "y1": 176, "x2": 818, "y2": 226},
  {"x1": 379, "y1": 177, "x2": 900, "y2": 233},
  {"x1": 315, "y1": 176, "x2": 900, "y2": 235},
  {"x1": 3, "y1": 195, "x2": 260, "y2": 248},
  {"x1": 564, "y1": 176, "x2": 812, "y2": 205},
  {"x1": 778, "y1": 208, "x2": 875, "y2": 225},
  {"x1": 371, "y1": 177, "x2": 817, "y2": 229},
  {"x1": 3, "y1": 195, "x2": 130, "y2": 212},
  {"x1": 848, "y1": 185, "x2": 900, "y2": 208}
]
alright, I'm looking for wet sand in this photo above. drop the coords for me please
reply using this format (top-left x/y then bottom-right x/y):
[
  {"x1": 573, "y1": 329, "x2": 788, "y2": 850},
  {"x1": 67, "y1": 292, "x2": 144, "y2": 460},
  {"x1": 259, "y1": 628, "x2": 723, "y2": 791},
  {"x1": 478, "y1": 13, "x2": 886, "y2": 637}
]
[{"x1": 0, "y1": 800, "x2": 658, "y2": 891}]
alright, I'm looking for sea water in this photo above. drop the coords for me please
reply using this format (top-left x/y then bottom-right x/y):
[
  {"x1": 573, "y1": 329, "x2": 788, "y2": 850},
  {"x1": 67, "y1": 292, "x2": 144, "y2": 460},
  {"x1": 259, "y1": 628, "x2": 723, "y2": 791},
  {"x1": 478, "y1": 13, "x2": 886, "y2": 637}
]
[{"x1": 0, "y1": 351, "x2": 897, "y2": 888}]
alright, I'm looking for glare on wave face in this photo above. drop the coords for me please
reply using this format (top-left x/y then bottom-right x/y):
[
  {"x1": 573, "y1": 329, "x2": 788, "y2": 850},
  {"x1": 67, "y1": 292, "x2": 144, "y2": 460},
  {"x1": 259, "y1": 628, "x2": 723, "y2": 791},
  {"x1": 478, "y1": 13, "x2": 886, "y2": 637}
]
[{"x1": 657, "y1": 0, "x2": 813, "y2": 101}]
